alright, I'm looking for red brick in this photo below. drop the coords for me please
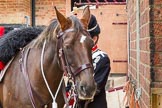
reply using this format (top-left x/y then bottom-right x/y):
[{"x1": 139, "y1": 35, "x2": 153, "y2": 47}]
[
  {"x1": 140, "y1": 23, "x2": 150, "y2": 38},
  {"x1": 140, "y1": 74, "x2": 145, "y2": 88},
  {"x1": 150, "y1": 6, "x2": 162, "y2": 21},
  {"x1": 140, "y1": 9, "x2": 149, "y2": 26},
  {"x1": 140, "y1": 89, "x2": 150, "y2": 108},
  {"x1": 155, "y1": 52, "x2": 162, "y2": 65},
  {"x1": 140, "y1": 38, "x2": 150, "y2": 51},
  {"x1": 140, "y1": 52, "x2": 150, "y2": 65},
  {"x1": 151, "y1": 0, "x2": 162, "y2": 5},
  {"x1": 140, "y1": 74, "x2": 150, "y2": 95},
  {"x1": 130, "y1": 41, "x2": 136, "y2": 49},
  {"x1": 145, "y1": 67, "x2": 151, "y2": 81},
  {"x1": 154, "y1": 38, "x2": 162, "y2": 51},
  {"x1": 144, "y1": 81, "x2": 151, "y2": 95},
  {"x1": 131, "y1": 31, "x2": 137, "y2": 41},
  {"x1": 140, "y1": 102, "x2": 145, "y2": 108},
  {"x1": 144, "y1": 0, "x2": 150, "y2": 8},
  {"x1": 130, "y1": 50, "x2": 137, "y2": 60},
  {"x1": 139, "y1": 65, "x2": 151, "y2": 82},
  {"x1": 152, "y1": 82, "x2": 162, "y2": 88},
  {"x1": 153, "y1": 67, "x2": 162, "y2": 81},
  {"x1": 139, "y1": 64, "x2": 145, "y2": 76},
  {"x1": 152, "y1": 22, "x2": 162, "y2": 36},
  {"x1": 0, "y1": 0, "x2": 31, "y2": 24},
  {"x1": 35, "y1": 0, "x2": 66, "y2": 25},
  {"x1": 140, "y1": 0, "x2": 145, "y2": 13}
]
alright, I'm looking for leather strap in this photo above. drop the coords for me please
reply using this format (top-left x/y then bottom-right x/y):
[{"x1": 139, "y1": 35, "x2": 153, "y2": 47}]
[
  {"x1": 62, "y1": 80, "x2": 69, "y2": 108},
  {"x1": 20, "y1": 47, "x2": 37, "y2": 108},
  {"x1": 73, "y1": 64, "x2": 92, "y2": 76}
]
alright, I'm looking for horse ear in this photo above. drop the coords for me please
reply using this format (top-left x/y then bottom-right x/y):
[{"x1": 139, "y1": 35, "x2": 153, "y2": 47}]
[
  {"x1": 80, "y1": 6, "x2": 91, "y2": 29},
  {"x1": 54, "y1": 6, "x2": 72, "y2": 31}
]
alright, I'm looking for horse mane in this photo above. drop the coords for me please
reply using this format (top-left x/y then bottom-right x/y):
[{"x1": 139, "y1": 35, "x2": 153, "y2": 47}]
[
  {"x1": 0, "y1": 27, "x2": 43, "y2": 64},
  {"x1": 34, "y1": 19, "x2": 59, "y2": 47},
  {"x1": 34, "y1": 16, "x2": 84, "y2": 47}
]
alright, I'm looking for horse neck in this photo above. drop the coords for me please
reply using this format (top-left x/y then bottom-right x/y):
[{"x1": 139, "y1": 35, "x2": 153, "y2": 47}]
[
  {"x1": 37, "y1": 40, "x2": 63, "y2": 99},
  {"x1": 40, "y1": 39, "x2": 62, "y2": 73}
]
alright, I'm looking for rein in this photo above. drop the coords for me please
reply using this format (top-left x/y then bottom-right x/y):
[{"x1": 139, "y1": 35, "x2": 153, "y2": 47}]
[{"x1": 20, "y1": 47, "x2": 37, "y2": 108}]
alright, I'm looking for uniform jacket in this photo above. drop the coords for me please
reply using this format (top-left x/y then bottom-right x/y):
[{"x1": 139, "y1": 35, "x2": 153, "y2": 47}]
[
  {"x1": 78, "y1": 45, "x2": 111, "y2": 108},
  {"x1": 92, "y1": 45, "x2": 111, "y2": 93}
]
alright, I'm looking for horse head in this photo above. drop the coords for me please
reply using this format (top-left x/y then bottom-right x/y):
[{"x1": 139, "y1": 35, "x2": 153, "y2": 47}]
[{"x1": 55, "y1": 6, "x2": 97, "y2": 100}]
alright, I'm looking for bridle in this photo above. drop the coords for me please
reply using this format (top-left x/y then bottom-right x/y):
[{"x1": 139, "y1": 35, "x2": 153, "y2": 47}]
[
  {"x1": 57, "y1": 28, "x2": 93, "y2": 77},
  {"x1": 57, "y1": 28, "x2": 93, "y2": 107}
]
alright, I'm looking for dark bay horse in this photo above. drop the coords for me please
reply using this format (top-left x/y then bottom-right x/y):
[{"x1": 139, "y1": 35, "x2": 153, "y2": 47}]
[{"x1": 0, "y1": 7, "x2": 96, "y2": 108}]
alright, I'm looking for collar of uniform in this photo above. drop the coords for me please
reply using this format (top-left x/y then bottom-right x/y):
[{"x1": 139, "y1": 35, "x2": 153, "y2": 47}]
[{"x1": 92, "y1": 44, "x2": 98, "y2": 53}]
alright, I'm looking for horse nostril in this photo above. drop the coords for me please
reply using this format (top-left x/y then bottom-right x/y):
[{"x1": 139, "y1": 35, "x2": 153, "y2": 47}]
[{"x1": 80, "y1": 85, "x2": 86, "y2": 93}]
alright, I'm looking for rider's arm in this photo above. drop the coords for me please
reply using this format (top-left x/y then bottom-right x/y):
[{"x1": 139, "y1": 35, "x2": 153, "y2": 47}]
[{"x1": 94, "y1": 55, "x2": 111, "y2": 93}]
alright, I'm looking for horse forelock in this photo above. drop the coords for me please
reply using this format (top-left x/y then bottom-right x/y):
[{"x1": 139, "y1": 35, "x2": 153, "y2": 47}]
[
  {"x1": 69, "y1": 16, "x2": 84, "y2": 33},
  {"x1": 69, "y1": 16, "x2": 93, "y2": 45}
]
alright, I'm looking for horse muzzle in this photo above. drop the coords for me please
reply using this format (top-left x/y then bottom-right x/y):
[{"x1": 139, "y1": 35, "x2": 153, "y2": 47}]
[{"x1": 77, "y1": 82, "x2": 97, "y2": 100}]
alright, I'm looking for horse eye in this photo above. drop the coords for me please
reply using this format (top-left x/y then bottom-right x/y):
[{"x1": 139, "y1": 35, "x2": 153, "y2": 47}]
[{"x1": 64, "y1": 44, "x2": 71, "y2": 49}]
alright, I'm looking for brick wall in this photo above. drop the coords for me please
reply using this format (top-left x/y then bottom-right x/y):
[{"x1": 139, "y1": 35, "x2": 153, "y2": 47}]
[
  {"x1": 150, "y1": 0, "x2": 162, "y2": 88},
  {"x1": 0, "y1": 0, "x2": 31, "y2": 24},
  {"x1": 127, "y1": 0, "x2": 151, "y2": 108},
  {"x1": 128, "y1": 0, "x2": 162, "y2": 108},
  {"x1": 35, "y1": 0, "x2": 66, "y2": 26},
  {"x1": 0, "y1": 0, "x2": 66, "y2": 26}
]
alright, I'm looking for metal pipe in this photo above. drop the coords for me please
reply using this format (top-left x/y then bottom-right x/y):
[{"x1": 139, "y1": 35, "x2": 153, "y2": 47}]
[
  {"x1": 31, "y1": 0, "x2": 35, "y2": 27},
  {"x1": 24, "y1": 16, "x2": 30, "y2": 27},
  {"x1": 126, "y1": 2, "x2": 130, "y2": 81},
  {"x1": 136, "y1": 0, "x2": 140, "y2": 88}
]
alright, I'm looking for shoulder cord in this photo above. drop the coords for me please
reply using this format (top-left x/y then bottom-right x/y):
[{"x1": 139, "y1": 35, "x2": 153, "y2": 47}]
[{"x1": 41, "y1": 40, "x2": 63, "y2": 107}]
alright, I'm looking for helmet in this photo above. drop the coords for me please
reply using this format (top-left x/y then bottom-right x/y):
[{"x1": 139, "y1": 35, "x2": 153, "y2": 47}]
[{"x1": 88, "y1": 14, "x2": 100, "y2": 38}]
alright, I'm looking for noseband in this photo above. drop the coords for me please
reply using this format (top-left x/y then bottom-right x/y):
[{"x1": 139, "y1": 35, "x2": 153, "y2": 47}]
[{"x1": 57, "y1": 28, "x2": 93, "y2": 77}]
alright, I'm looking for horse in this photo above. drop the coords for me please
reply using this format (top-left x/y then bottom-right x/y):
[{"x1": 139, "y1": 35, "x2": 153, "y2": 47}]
[{"x1": 0, "y1": 6, "x2": 96, "y2": 108}]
